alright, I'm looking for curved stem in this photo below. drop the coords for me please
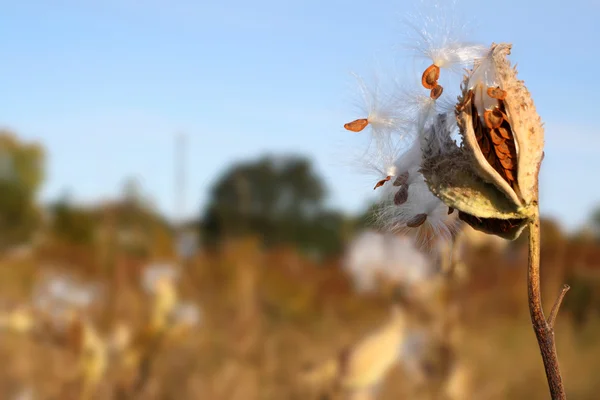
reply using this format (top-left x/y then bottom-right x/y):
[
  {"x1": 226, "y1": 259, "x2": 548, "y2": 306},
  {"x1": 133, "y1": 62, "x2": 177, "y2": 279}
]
[{"x1": 528, "y1": 207, "x2": 567, "y2": 399}]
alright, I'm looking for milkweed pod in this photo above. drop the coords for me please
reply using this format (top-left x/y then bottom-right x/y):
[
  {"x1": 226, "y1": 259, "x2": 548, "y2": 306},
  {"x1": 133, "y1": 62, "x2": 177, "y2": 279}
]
[
  {"x1": 457, "y1": 43, "x2": 544, "y2": 207},
  {"x1": 421, "y1": 43, "x2": 543, "y2": 239}
]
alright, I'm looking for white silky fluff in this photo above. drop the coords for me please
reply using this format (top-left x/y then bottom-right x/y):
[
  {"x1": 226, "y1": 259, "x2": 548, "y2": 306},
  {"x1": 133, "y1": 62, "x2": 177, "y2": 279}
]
[
  {"x1": 360, "y1": 108, "x2": 457, "y2": 246},
  {"x1": 346, "y1": 0, "x2": 491, "y2": 247},
  {"x1": 344, "y1": 231, "x2": 433, "y2": 293},
  {"x1": 376, "y1": 176, "x2": 457, "y2": 246},
  {"x1": 142, "y1": 262, "x2": 179, "y2": 293},
  {"x1": 352, "y1": 73, "x2": 412, "y2": 143},
  {"x1": 171, "y1": 302, "x2": 202, "y2": 327},
  {"x1": 354, "y1": 108, "x2": 459, "y2": 245},
  {"x1": 402, "y1": 0, "x2": 487, "y2": 71},
  {"x1": 32, "y1": 273, "x2": 100, "y2": 312}
]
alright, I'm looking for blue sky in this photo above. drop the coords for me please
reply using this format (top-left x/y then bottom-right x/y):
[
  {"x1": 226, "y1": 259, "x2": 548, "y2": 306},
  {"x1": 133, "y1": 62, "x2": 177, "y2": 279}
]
[{"x1": 0, "y1": 0, "x2": 598, "y2": 231}]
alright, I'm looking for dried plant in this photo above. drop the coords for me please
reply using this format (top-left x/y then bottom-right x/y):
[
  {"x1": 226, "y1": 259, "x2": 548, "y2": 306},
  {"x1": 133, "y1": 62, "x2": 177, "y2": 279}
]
[
  {"x1": 0, "y1": 263, "x2": 202, "y2": 399},
  {"x1": 343, "y1": 1, "x2": 570, "y2": 397},
  {"x1": 68, "y1": 317, "x2": 108, "y2": 400},
  {"x1": 0, "y1": 306, "x2": 35, "y2": 334},
  {"x1": 116, "y1": 262, "x2": 201, "y2": 397},
  {"x1": 300, "y1": 305, "x2": 407, "y2": 399},
  {"x1": 340, "y1": 227, "x2": 476, "y2": 399},
  {"x1": 343, "y1": 231, "x2": 434, "y2": 294},
  {"x1": 0, "y1": 272, "x2": 109, "y2": 398}
]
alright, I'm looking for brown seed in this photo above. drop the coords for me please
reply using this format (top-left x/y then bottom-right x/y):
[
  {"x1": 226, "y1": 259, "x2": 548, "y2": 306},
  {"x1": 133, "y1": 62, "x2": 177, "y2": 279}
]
[
  {"x1": 475, "y1": 129, "x2": 483, "y2": 141},
  {"x1": 495, "y1": 149, "x2": 509, "y2": 160},
  {"x1": 393, "y1": 171, "x2": 409, "y2": 186},
  {"x1": 489, "y1": 128, "x2": 505, "y2": 145},
  {"x1": 373, "y1": 176, "x2": 391, "y2": 190},
  {"x1": 479, "y1": 133, "x2": 491, "y2": 155},
  {"x1": 499, "y1": 154, "x2": 516, "y2": 169},
  {"x1": 496, "y1": 126, "x2": 512, "y2": 140},
  {"x1": 495, "y1": 140, "x2": 512, "y2": 156},
  {"x1": 474, "y1": 121, "x2": 483, "y2": 141},
  {"x1": 344, "y1": 118, "x2": 369, "y2": 132},
  {"x1": 430, "y1": 84, "x2": 444, "y2": 100},
  {"x1": 484, "y1": 108, "x2": 504, "y2": 129},
  {"x1": 407, "y1": 213, "x2": 427, "y2": 228},
  {"x1": 487, "y1": 86, "x2": 507, "y2": 100},
  {"x1": 394, "y1": 185, "x2": 409, "y2": 205},
  {"x1": 421, "y1": 64, "x2": 440, "y2": 89},
  {"x1": 448, "y1": 207, "x2": 454, "y2": 215},
  {"x1": 504, "y1": 168, "x2": 515, "y2": 181}
]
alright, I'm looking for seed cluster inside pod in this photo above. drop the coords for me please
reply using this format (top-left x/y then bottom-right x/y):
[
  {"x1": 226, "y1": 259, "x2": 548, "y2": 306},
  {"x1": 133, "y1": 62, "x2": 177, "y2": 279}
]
[{"x1": 463, "y1": 86, "x2": 519, "y2": 190}]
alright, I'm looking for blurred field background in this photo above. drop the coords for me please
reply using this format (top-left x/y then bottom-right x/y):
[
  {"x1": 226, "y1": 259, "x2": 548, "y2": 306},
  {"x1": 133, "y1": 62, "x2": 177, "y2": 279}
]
[
  {"x1": 1, "y1": 1, "x2": 599, "y2": 398},
  {"x1": 0, "y1": 131, "x2": 599, "y2": 399}
]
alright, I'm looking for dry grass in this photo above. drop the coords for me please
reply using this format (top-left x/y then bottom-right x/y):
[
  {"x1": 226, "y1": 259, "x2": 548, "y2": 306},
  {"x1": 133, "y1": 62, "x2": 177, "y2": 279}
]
[{"x1": 0, "y1": 236, "x2": 598, "y2": 399}]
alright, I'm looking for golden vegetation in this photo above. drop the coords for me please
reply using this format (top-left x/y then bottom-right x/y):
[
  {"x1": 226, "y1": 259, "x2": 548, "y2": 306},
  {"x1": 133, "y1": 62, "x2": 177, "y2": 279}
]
[{"x1": 0, "y1": 231, "x2": 598, "y2": 399}]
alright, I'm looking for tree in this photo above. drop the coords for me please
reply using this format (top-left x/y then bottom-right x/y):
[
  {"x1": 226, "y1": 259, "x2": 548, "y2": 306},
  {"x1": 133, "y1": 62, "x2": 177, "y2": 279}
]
[
  {"x1": 201, "y1": 154, "x2": 346, "y2": 255},
  {"x1": 49, "y1": 190, "x2": 96, "y2": 245},
  {"x1": 0, "y1": 131, "x2": 45, "y2": 248}
]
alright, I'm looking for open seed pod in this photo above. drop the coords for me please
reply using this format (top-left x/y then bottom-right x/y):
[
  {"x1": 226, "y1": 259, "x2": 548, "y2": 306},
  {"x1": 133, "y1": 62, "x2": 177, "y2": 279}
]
[{"x1": 421, "y1": 43, "x2": 544, "y2": 239}]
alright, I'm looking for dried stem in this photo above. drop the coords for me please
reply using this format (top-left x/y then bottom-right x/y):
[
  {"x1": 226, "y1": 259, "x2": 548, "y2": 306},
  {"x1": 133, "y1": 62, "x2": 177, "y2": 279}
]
[
  {"x1": 548, "y1": 285, "x2": 571, "y2": 329},
  {"x1": 528, "y1": 205, "x2": 567, "y2": 399}
]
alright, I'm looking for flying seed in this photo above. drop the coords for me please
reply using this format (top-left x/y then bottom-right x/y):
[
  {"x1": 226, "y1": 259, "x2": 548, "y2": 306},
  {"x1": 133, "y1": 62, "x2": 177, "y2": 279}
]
[
  {"x1": 373, "y1": 176, "x2": 391, "y2": 190},
  {"x1": 394, "y1": 185, "x2": 409, "y2": 205},
  {"x1": 487, "y1": 86, "x2": 507, "y2": 100},
  {"x1": 484, "y1": 108, "x2": 504, "y2": 129},
  {"x1": 344, "y1": 118, "x2": 369, "y2": 132},
  {"x1": 421, "y1": 64, "x2": 440, "y2": 89},
  {"x1": 407, "y1": 213, "x2": 427, "y2": 228},
  {"x1": 393, "y1": 171, "x2": 409, "y2": 186},
  {"x1": 430, "y1": 84, "x2": 444, "y2": 100}
]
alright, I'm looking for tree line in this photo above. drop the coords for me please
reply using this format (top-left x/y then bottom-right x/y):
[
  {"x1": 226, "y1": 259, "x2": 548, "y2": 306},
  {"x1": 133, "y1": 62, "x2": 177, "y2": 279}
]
[
  {"x1": 0, "y1": 131, "x2": 369, "y2": 257},
  {"x1": 4, "y1": 129, "x2": 598, "y2": 259}
]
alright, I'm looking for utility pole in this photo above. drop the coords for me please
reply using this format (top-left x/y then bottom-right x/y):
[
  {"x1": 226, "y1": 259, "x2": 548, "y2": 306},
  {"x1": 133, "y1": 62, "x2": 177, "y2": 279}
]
[{"x1": 174, "y1": 132, "x2": 197, "y2": 262}]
